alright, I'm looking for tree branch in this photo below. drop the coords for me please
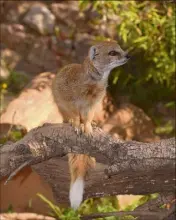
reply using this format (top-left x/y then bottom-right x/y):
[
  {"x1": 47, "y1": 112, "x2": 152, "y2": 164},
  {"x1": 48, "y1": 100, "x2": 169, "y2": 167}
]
[
  {"x1": 81, "y1": 210, "x2": 172, "y2": 220},
  {"x1": 0, "y1": 123, "x2": 175, "y2": 204}
]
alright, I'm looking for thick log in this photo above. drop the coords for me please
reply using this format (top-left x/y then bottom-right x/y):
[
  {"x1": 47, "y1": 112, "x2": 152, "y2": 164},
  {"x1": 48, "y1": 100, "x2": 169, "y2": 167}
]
[{"x1": 0, "y1": 123, "x2": 175, "y2": 205}]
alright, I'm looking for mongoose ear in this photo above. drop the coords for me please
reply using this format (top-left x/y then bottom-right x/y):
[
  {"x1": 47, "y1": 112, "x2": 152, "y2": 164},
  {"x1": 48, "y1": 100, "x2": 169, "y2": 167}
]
[{"x1": 89, "y1": 46, "x2": 97, "y2": 61}]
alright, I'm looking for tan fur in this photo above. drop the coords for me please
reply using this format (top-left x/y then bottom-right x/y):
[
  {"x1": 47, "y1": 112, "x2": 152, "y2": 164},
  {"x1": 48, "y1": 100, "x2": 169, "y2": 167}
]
[
  {"x1": 52, "y1": 41, "x2": 129, "y2": 207},
  {"x1": 68, "y1": 154, "x2": 96, "y2": 184}
]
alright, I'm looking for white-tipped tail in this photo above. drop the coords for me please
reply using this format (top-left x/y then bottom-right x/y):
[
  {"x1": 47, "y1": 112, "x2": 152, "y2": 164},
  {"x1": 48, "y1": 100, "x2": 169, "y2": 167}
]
[{"x1": 69, "y1": 177, "x2": 84, "y2": 210}]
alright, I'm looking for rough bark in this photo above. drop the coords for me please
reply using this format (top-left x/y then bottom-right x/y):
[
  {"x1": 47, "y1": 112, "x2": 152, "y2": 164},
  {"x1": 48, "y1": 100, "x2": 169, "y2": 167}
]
[
  {"x1": 0, "y1": 123, "x2": 175, "y2": 204},
  {"x1": 135, "y1": 193, "x2": 176, "y2": 220}
]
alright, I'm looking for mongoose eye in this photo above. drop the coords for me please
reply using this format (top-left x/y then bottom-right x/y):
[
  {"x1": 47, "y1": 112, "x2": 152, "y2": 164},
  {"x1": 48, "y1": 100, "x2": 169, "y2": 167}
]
[{"x1": 108, "y1": 51, "x2": 120, "y2": 56}]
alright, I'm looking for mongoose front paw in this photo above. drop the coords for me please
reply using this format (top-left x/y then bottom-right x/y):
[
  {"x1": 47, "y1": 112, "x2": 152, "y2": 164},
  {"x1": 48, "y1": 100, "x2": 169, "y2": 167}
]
[
  {"x1": 84, "y1": 123, "x2": 93, "y2": 138},
  {"x1": 74, "y1": 127, "x2": 81, "y2": 135}
]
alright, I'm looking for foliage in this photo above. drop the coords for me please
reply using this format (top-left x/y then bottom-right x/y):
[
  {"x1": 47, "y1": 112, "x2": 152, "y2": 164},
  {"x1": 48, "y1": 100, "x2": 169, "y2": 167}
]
[
  {"x1": 155, "y1": 120, "x2": 174, "y2": 135},
  {"x1": 0, "y1": 82, "x2": 8, "y2": 113},
  {"x1": 0, "y1": 69, "x2": 29, "y2": 94},
  {"x1": 0, "y1": 124, "x2": 26, "y2": 144},
  {"x1": 37, "y1": 193, "x2": 80, "y2": 220},
  {"x1": 79, "y1": 1, "x2": 175, "y2": 110},
  {"x1": 0, "y1": 67, "x2": 29, "y2": 113},
  {"x1": 37, "y1": 193, "x2": 158, "y2": 220},
  {"x1": 0, "y1": 130, "x2": 24, "y2": 144},
  {"x1": 5, "y1": 204, "x2": 14, "y2": 213}
]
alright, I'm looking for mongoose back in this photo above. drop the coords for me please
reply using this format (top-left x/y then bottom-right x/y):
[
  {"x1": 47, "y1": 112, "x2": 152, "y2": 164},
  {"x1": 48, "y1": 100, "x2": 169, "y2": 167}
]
[{"x1": 52, "y1": 41, "x2": 130, "y2": 209}]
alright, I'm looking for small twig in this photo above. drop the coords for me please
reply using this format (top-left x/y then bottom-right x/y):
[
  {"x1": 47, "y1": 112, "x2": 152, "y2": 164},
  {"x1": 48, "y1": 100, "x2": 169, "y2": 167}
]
[
  {"x1": 7, "y1": 111, "x2": 16, "y2": 136},
  {"x1": 4, "y1": 159, "x2": 33, "y2": 185}
]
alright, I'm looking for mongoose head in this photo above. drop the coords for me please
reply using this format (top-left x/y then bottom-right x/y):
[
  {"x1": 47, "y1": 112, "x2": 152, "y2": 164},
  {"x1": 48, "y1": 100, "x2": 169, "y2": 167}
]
[{"x1": 89, "y1": 41, "x2": 130, "y2": 77}]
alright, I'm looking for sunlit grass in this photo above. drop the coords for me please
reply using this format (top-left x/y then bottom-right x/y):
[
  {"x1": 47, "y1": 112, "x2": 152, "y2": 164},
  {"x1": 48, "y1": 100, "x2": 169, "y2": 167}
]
[{"x1": 37, "y1": 193, "x2": 159, "y2": 220}]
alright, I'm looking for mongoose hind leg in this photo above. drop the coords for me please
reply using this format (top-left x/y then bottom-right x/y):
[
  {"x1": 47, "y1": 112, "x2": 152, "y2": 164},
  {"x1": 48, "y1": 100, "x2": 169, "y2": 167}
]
[{"x1": 59, "y1": 106, "x2": 81, "y2": 134}]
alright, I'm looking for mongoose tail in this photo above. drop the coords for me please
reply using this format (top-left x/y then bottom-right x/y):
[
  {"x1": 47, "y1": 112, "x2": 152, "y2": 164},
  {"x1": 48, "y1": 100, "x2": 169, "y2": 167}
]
[{"x1": 68, "y1": 154, "x2": 96, "y2": 209}]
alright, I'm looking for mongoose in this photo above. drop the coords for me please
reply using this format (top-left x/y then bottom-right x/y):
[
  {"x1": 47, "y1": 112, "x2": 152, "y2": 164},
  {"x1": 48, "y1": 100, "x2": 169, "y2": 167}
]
[{"x1": 52, "y1": 41, "x2": 130, "y2": 209}]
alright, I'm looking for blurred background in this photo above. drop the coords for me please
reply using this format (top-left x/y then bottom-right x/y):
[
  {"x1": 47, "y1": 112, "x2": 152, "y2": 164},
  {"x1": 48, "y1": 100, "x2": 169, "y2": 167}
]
[
  {"x1": 0, "y1": 0, "x2": 175, "y2": 140},
  {"x1": 0, "y1": 0, "x2": 175, "y2": 218}
]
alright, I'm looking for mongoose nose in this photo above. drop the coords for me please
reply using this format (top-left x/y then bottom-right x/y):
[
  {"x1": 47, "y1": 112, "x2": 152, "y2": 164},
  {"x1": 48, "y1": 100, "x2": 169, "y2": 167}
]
[{"x1": 125, "y1": 54, "x2": 131, "y2": 59}]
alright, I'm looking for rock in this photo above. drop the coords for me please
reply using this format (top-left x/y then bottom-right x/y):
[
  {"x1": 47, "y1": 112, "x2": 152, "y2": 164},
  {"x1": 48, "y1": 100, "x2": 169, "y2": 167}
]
[
  {"x1": 1, "y1": 1, "x2": 32, "y2": 23},
  {"x1": 117, "y1": 195, "x2": 144, "y2": 211},
  {"x1": 0, "y1": 48, "x2": 21, "y2": 70},
  {"x1": 23, "y1": 4, "x2": 56, "y2": 35},
  {"x1": 0, "y1": 72, "x2": 62, "y2": 131},
  {"x1": 102, "y1": 103, "x2": 160, "y2": 142},
  {"x1": 0, "y1": 94, "x2": 16, "y2": 114},
  {"x1": 74, "y1": 33, "x2": 93, "y2": 63},
  {"x1": 0, "y1": 48, "x2": 47, "y2": 76},
  {"x1": 50, "y1": 2, "x2": 98, "y2": 33},
  {"x1": 0, "y1": 24, "x2": 34, "y2": 54},
  {"x1": 15, "y1": 60, "x2": 44, "y2": 76},
  {"x1": 27, "y1": 39, "x2": 58, "y2": 71},
  {"x1": 0, "y1": 65, "x2": 10, "y2": 80},
  {"x1": 50, "y1": 2, "x2": 78, "y2": 26}
]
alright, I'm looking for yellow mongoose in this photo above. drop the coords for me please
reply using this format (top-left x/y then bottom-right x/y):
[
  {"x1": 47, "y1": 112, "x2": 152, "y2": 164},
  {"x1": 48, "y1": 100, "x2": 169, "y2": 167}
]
[{"x1": 52, "y1": 41, "x2": 130, "y2": 209}]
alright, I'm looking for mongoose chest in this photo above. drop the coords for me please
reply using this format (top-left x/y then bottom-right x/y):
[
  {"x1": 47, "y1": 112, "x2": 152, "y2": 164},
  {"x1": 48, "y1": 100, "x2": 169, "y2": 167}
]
[{"x1": 85, "y1": 83, "x2": 105, "y2": 106}]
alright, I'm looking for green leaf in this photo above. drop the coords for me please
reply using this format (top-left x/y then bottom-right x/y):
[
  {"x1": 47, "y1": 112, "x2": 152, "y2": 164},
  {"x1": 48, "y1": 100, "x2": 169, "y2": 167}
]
[
  {"x1": 133, "y1": 36, "x2": 148, "y2": 44},
  {"x1": 79, "y1": 0, "x2": 90, "y2": 11},
  {"x1": 37, "y1": 193, "x2": 62, "y2": 217}
]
